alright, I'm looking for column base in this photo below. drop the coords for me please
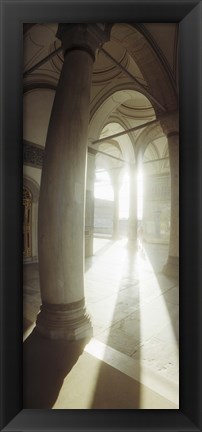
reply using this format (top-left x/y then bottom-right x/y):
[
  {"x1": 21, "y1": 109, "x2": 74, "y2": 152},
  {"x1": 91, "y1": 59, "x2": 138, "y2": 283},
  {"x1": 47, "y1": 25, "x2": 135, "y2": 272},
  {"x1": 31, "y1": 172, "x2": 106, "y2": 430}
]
[
  {"x1": 163, "y1": 255, "x2": 179, "y2": 278},
  {"x1": 35, "y1": 299, "x2": 93, "y2": 341}
]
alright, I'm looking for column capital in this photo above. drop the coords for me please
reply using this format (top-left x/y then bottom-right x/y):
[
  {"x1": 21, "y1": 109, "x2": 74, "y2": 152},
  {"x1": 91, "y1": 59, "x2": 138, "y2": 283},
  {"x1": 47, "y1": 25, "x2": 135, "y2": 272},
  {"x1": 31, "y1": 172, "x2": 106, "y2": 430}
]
[
  {"x1": 160, "y1": 111, "x2": 179, "y2": 137},
  {"x1": 57, "y1": 23, "x2": 112, "y2": 61}
]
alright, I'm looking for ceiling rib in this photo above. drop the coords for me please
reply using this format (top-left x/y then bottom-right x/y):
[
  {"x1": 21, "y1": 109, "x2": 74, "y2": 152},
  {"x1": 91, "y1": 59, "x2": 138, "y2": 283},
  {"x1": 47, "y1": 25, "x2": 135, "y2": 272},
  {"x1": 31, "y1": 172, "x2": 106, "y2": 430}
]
[
  {"x1": 100, "y1": 48, "x2": 167, "y2": 113},
  {"x1": 100, "y1": 47, "x2": 144, "y2": 88},
  {"x1": 23, "y1": 46, "x2": 62, "y2": 77},
  {"x1": 23, "y1": 42, "x2": 167, "y2": 114}
]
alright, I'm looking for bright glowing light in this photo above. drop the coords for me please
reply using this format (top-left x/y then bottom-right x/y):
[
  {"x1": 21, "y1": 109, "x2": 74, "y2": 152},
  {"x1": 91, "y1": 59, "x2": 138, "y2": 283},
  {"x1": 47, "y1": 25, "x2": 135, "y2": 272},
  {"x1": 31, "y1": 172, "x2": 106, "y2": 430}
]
[
  {"x1": 94, "y1": 170, "x2": 114, "y2": 201},
  {"x1": 119, "y1": 173, "x2": 129, "y2": 219},
  {"x1": 137, "y1": 170, "x2": 143, "y2": 220}
]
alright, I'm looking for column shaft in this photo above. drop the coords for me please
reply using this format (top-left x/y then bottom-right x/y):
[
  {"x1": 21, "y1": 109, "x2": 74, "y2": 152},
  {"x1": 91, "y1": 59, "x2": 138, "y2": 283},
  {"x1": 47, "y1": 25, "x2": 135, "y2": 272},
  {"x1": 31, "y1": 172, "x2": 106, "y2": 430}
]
[{"x1": 36, "y1": 42, "x2": 96, "y2": 339}]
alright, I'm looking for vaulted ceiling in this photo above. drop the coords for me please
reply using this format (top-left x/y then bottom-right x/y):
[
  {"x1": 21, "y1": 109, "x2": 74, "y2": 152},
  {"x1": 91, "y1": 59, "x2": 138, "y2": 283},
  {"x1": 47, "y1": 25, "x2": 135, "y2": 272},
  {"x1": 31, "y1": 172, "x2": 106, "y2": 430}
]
[{"x1": 23, "y1": 23, "x2": 178, "y2": 178}]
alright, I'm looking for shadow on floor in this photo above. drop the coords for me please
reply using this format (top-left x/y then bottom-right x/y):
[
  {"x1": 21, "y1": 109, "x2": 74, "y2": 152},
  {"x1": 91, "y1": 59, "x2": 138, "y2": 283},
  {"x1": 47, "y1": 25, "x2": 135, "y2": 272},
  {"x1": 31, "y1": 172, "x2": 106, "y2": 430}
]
[
  {"x1": 23, "y1": 329, "x2": 89, "y2": 408},
  {"x1": 90, "y1": 242, "x2": 141, "y2": 408},
  {"x1": 143, "y1": 242, "x2": 179, "y2": 345},
  {"x1": 90, "y1": 361, "x2": 140, "y2": 409}
]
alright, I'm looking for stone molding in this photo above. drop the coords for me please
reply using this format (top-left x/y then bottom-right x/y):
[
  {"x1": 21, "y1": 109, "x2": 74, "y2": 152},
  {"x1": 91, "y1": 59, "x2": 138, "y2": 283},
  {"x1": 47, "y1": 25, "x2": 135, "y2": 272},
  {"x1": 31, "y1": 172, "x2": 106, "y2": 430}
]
[
  {"x1": 36, "y1": 300, "x2": 93, "y2": 340},
  {"x1": 42, "y1": 298, "x2": 85, "y2": 311}
]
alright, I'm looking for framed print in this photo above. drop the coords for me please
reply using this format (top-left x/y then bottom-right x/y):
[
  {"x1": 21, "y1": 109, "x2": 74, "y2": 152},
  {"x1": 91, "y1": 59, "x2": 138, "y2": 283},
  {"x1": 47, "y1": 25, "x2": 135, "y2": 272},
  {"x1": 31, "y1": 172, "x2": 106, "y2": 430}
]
[{"x1": 0, "y1": 0, "x2": 201, "y2": 431}]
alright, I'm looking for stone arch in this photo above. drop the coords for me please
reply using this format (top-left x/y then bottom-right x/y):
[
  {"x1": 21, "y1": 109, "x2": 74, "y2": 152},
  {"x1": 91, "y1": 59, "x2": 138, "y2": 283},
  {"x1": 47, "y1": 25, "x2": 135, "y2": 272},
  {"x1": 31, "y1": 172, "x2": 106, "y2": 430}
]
[
  {"x1": 135, "y1": 122, "x2": 165, "y2": 163},
  {"x1": 111, "y1": 23, "x2": 178, "y2": 112},
  {"x1": 98, "y1": 121, "x2": 136, "y2": 164},
  {"x1": 89, "y1": 88, "x2": 155, "y2": 143},
  {"x1": 23, "y1": 176, "x2": 40, "y2": 203},
  {"x1": 89, "y1": 83, "x2": 156, "y2": 134}
]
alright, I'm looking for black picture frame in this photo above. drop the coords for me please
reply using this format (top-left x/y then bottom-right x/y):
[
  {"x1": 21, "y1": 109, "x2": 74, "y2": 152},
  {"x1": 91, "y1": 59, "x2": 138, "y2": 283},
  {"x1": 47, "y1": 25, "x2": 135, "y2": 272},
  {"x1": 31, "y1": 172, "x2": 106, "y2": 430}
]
[{"x1": 1, "y1": 0, "x2": 201, "y2": 431}]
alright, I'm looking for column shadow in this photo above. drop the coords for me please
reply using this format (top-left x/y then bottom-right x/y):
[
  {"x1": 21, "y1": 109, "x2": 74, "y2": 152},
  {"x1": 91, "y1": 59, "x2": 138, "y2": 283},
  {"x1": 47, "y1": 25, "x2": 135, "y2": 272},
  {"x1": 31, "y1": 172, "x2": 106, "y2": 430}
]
[{"x1": 23, "y1": 329, "x2": 89, "y2": 408}]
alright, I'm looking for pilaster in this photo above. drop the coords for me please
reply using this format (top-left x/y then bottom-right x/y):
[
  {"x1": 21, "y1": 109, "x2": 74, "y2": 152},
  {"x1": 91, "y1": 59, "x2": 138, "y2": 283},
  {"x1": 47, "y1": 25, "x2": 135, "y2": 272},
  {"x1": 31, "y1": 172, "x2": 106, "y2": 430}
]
[{"x1": 160, "y1": 112, "x2": 179, "y2": 278}]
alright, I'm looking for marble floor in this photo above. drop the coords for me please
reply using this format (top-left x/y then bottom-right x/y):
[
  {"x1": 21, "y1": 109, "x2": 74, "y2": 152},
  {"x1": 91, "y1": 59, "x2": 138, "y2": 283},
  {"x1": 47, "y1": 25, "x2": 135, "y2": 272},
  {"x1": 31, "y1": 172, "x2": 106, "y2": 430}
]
[{"x1": 23, "y1": 237, "x2": 179, "y2": 409}]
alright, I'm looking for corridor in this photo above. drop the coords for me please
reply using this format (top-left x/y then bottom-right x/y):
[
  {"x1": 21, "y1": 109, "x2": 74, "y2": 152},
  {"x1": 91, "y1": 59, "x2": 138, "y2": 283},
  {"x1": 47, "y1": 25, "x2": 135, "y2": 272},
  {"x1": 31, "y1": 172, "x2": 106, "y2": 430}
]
[{"x1": 23, "y1": 238, "x2": 179, "y2": 409}]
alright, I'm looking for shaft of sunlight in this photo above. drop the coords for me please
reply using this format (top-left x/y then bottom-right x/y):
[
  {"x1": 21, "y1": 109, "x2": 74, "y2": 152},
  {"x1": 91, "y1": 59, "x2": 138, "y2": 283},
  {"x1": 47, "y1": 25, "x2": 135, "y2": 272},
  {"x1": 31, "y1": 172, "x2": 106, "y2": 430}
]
[{"x1": 137, "y1": 170, "x2": 143, "y2": 221}]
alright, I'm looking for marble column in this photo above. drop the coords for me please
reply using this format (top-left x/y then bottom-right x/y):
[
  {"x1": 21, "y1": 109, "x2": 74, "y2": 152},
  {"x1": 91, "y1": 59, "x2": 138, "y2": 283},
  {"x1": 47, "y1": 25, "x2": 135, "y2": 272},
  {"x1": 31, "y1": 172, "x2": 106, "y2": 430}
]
[
  {"x1": 161, "y1": 113, "x2": 179, "y2": 277},
  {"x1": 128, "y1": 164, "x2": 138, "y2": 247},
  {"x1": 36, "y1": 24, "x2": 110, "y2": 340},
  {"x1": 85, "y1": 149, "x2": 96, "y2": 257}
]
